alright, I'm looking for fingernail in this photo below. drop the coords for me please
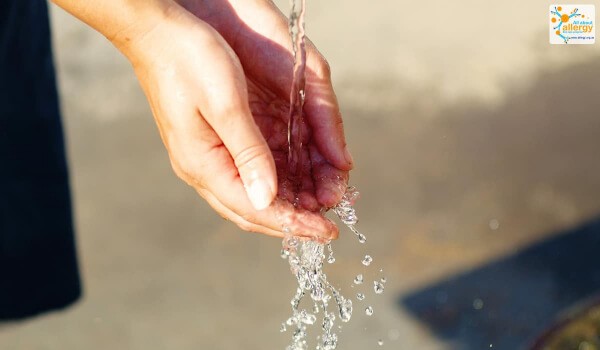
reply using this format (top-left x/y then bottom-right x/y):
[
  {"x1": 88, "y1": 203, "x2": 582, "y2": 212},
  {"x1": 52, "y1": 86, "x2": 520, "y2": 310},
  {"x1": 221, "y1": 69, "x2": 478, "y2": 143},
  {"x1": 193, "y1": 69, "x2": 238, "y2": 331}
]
[
  {"x1": 343, "y1": 145, "x2": 354, "y2": 165},
  {"x1": 246, "y1": 178, "x2": 274, "y2": 211}
]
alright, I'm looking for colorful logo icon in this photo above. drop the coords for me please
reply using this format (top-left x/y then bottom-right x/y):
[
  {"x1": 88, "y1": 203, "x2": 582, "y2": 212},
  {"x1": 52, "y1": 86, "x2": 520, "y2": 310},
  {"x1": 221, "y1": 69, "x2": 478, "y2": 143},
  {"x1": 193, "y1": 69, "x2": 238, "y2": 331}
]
[{"x1": 549, "y1": 5, "x2": 595, "y2": 44}]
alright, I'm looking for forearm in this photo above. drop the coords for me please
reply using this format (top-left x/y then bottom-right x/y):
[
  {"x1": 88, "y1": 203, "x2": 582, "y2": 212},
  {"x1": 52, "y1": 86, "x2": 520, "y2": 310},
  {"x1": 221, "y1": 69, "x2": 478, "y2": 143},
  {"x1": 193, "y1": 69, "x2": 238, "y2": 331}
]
[{"x1": 51, "y1": 0, "x2": 176, "y2": 53}]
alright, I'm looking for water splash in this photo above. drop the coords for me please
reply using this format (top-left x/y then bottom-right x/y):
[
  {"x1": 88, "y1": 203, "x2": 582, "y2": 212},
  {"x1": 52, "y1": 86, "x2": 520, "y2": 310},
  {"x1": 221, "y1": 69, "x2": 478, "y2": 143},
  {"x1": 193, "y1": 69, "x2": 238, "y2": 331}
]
[
  {"x1": 332, "y1": 187, "x2": 368, "y2": 244},
  {"x1": 374, "y1": 281, "x2": 385, "y2": 295},
  {"x1": 280, "y1": 0, "x2": 383, "y2": 346},
  {"x1": 353, "y1": 274, "x2": 364, "y2": 285},
  {"x1": 282, "y1": 234, "x2": 352, "y2": 349}
]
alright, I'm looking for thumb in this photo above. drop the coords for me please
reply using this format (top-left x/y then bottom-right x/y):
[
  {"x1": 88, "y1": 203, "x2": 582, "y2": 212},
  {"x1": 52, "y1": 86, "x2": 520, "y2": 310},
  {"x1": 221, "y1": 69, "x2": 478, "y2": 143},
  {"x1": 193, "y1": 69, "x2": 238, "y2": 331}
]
[
  {"x1": 198, "y1": 71, "x2": 277, "y2": 211},
  {"x1": 204, "y1": 102, "x2": 276, "y2": 211},
  {"x1": 232, "y1": 133, "x2": 278, "y2": 211}
]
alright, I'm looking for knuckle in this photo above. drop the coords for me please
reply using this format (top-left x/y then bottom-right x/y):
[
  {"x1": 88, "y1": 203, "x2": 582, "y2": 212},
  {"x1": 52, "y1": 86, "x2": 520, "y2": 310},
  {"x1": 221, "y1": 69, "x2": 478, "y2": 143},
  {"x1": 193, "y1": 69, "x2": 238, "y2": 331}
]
[
  {"x1": 211, "y1": 103, "x2": 239, "y2": 122},
  {"x1": 335, "y1": 112, "x2": 345, "y2": 127},
  {"x1": 315, "y1": 58, "x2": 332, "y2": 80},
  {"x1": 169, "y1": 154, "x2": 206, "y2": 188},
  {"x1": 236, "y1": 220, "x2": 255, "y2": 232},
  {"x1": 233, "y1": 144, "x2": 271, "y2": 170}
]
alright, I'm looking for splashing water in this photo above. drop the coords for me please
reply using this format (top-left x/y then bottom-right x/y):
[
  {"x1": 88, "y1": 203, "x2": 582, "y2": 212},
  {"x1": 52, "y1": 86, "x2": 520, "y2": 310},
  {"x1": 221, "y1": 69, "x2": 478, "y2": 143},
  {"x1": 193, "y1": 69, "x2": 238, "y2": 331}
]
[
  {"x1": 282, "y1": 234, "x2": 352, "y2": 350},
  {"x1": 374, "y1": 281, "x2": 385, "y2": 295},
  {"x1": 281, "y1": 186, "x2": 379, "y2": 349},
  {"x1": 279, "y1": 0, "x2": 384, "y2": 348},
  {"x1": 353, "y1": 274, "x2": 364, "y2": 285}
]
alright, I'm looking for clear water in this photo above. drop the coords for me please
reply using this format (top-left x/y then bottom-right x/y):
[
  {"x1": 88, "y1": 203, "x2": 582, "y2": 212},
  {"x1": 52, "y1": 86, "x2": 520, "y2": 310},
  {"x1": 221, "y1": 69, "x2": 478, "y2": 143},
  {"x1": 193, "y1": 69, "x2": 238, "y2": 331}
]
[
  {"x1": 287, "y1": 0, "x2": 307, "y2": 182},
  {"x1": 281, "y1": 186, "x2": 387, "y2": 349},
  {"x1": 279, "y1": 0, "x2": 386, "y2": 348},
  {"x1": 374, "y1": 281, "x2": 385, "y2": 294},
  {"x1": 353, "y1": 274, "x2": 364, "y2": 285}
]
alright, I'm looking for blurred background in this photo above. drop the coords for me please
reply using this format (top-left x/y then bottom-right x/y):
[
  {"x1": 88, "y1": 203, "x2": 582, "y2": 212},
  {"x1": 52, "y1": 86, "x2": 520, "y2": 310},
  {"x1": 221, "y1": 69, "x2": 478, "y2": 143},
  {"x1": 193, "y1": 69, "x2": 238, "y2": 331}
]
[{"x1": 1, "y1": 0, "x2": 600, "y2": 349}]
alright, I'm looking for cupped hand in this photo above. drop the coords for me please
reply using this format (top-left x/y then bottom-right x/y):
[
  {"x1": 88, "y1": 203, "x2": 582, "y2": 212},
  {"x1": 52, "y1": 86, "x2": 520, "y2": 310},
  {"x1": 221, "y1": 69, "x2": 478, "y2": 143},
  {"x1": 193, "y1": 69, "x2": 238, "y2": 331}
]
[{"x1": 122, "y1": 2, "x2": 352, "y2": 240}]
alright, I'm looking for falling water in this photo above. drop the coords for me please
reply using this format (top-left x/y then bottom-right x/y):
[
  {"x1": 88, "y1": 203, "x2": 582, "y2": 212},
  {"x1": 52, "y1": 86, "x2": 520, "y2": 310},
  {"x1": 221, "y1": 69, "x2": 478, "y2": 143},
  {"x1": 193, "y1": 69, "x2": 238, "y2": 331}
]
[
  {"x1": 287, "y1": 0, "x2": 307, "y2": 183},
  {"x1": 280, "y1": 0, "x2": 385, "y2": 348}
]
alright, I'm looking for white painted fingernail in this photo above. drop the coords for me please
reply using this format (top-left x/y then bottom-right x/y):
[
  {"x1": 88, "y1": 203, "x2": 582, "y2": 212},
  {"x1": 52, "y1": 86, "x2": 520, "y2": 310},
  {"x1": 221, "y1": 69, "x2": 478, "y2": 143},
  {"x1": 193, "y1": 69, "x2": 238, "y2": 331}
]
[{"x1": 246, "y1": 178, "x2": 273, "y2": 211}]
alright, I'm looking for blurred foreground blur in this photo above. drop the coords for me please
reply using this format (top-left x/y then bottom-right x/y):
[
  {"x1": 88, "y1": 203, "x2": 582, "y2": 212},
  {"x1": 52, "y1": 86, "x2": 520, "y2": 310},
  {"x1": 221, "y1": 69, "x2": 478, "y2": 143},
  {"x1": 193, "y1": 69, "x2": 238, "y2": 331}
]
[{"x1": 1, "y1": 1, "x2": 599, "y2": 349}]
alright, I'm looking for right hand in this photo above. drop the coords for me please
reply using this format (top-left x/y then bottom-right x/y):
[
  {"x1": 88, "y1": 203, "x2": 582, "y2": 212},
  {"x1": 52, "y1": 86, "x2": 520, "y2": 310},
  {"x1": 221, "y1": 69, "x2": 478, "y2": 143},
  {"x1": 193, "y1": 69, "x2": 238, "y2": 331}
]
[{"x1": 116, "y1": 4, "x2": 347, "y2": 240}]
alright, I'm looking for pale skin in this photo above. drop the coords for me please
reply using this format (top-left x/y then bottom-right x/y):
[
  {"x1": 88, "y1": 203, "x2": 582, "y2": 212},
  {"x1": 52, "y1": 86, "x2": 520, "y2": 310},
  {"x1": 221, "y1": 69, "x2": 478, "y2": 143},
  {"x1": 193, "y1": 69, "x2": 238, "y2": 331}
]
[{"x1": 52, "y1": 0, "x2": 352, "y2": 240}]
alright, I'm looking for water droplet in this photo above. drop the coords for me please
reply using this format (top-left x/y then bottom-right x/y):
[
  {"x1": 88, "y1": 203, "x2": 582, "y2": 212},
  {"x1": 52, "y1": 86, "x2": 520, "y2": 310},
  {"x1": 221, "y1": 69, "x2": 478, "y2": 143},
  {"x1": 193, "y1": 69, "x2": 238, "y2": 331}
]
[
  {"x1": 362, "y1": 255, "x2": 373, "y2": 266},
  {"x1": 281, "y1": 249, "x2": 290, "y2": 259},
  {"x1": 473, "y1": 298, "x2": 484, "y2": 310},
  {"x1": 353, "y1": 274, "x2": 364, "y2": 285},
  {"x1": 339, "y1": 299, "x2": 353, "y2": 323},
  {"x1": 293, "y1": 328, "x2": 307, "y2": 342},
  {"x1": 380, "y1": 277, "x2": 387, "y2": 283},
  {"x1": 489, "y1": 219, "x2": 500, "y2": 230},
  {"x1": 365, "y1": 306, "x2": 374, "y2": 316},
  {"x1": 326, "y1": 243, "x2": 335, "y2": 264},
  {"x1": 356, "y1": 293, "x2": 365, "y2": 301},
  {"x1": 301, "y1": 313, "x2": 317, "y2": 325},
  {"x1": 374, "y1": 281, "x2": 385, "y2": 294},
  {"x1": 378, "y1": 339, "x2": 384, "y2": 346},
  {"x1": 286, "y1": 236, "x2": 299, "y2": 248},
  {"x1": 280, "y1": 323, "x2": 287, "y2": 332},
  {"x1": 357, "y1": 233, "x2": 367, "y2": 243}
]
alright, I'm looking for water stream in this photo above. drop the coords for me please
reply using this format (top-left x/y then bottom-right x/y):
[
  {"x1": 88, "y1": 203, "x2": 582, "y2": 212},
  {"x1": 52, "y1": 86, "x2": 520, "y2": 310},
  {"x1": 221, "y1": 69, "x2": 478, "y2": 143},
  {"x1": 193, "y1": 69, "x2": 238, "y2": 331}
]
[
  {"x1": 287, "y1": 0, "x2": 307, "y2": 184},
  {"x1": 279, "y1": 0, "x2": 386, "y2": 348}
]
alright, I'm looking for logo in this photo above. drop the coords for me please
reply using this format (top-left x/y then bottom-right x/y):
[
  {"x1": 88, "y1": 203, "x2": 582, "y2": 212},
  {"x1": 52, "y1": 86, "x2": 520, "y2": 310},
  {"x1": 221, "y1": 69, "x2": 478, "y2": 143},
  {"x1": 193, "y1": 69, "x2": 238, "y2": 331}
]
[{"x1": 549, "y1": 5, "x2": 595, "y2": 44}]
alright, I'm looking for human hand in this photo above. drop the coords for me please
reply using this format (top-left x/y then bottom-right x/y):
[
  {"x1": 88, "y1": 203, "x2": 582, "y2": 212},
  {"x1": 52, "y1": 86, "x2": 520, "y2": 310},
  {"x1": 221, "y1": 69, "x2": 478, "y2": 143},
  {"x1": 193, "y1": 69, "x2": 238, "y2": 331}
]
[{"x1": 118, "y1": 2, "x2": 352, "y2": 239}]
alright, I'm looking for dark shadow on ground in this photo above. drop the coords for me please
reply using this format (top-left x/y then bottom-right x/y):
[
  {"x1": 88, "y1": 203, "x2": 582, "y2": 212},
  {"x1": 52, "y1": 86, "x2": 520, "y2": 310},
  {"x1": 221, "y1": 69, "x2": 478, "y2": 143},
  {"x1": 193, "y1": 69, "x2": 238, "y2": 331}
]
[
  {"x1": 401, "y1": 218, "x2": 600, "y2": 350},
  {"x1": 387, "y1": 55, "x2": 600, "y2": 350}
]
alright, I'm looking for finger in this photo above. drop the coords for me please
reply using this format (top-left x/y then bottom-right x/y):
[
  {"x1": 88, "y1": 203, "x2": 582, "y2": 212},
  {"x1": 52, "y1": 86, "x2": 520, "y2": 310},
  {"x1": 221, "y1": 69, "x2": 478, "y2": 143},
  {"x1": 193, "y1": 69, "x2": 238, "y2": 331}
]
[
  {"x1": 298, "y1": 145, "x2": 319, "y2": 211},
  {"x1": 310, "y1": 144, "x2": 349, "y2": 208},
  {"x1": 204, "y1": 163, "x2": 339, "y2": 240},
  {"x1": 197, "y1": 188, "x2": 284, "y2": 237},
  {"x1": 186, "y1": 112, "x2": 338, "y2": 239},
  {"x1": 165, "y1": 106, "x2": 337, "y2": 240},
  {"x1": 195, "y1": 30, "x2": 278, "y2": 211},
  {"x1": 199, "y1": 4, "x2": 354, "y2": 172},
  {"x1": 303, "y1": 45, "x2": 354, "y2": 172}
]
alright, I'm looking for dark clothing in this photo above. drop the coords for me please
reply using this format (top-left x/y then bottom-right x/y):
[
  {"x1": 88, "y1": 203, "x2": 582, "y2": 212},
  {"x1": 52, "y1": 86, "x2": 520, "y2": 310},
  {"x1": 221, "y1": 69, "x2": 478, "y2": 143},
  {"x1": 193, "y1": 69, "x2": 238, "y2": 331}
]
[{"x1": 0, "y1": 0, "x2": 81, "y2": 319}]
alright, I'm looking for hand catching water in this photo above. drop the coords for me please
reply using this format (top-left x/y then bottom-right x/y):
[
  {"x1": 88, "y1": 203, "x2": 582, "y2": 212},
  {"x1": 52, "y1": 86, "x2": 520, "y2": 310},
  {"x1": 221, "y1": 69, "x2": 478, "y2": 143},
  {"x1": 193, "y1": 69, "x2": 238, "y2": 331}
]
[
  {"x1": 53, "y1": 0, "x2": 351, "y2": 239},
  {"x1": 167, "y1": 0, "x2": 353, "y2": 239}
]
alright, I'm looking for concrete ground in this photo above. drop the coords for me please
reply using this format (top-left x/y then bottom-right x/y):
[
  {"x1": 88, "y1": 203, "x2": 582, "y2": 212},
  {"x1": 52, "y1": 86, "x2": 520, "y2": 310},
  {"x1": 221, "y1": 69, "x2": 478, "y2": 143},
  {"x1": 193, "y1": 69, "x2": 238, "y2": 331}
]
[{"x1": 1, "y1": 0, "x2": 600, "y2": 349}]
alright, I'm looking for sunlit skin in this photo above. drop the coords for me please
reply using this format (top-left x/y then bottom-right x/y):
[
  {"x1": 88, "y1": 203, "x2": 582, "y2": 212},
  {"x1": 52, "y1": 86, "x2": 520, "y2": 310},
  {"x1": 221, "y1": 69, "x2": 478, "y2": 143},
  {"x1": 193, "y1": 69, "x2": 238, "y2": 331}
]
[{"x1": 52, "y1": 0, "x2": 352, "y2": 240}]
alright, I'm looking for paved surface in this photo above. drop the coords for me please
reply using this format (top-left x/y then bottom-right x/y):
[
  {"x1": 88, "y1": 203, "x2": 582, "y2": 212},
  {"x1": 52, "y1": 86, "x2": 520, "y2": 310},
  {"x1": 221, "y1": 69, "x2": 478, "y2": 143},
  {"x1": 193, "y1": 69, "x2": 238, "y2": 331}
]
[{"x1": 1, "y1": 0, "x2": 600, "y2": 349}]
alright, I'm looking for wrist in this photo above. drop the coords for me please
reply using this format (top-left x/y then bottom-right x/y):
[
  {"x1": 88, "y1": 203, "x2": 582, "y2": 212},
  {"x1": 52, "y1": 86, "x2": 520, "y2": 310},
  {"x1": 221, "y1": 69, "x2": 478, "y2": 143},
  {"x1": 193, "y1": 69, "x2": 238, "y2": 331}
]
[
  {"x1": 51, "y1": 0, "x2": 182, "y2": 62},
  {"x1": 108, "y1": 1, "x2": 182, "y2": 61}
]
